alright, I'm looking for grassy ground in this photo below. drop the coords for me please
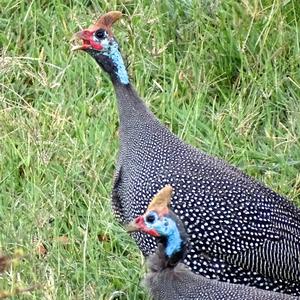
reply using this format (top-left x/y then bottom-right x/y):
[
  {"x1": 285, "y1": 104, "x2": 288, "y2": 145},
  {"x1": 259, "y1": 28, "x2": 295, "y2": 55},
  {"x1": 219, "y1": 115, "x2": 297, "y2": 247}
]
[{"x1": 1, "y1": 0, "x2": 300, "y2": 299}]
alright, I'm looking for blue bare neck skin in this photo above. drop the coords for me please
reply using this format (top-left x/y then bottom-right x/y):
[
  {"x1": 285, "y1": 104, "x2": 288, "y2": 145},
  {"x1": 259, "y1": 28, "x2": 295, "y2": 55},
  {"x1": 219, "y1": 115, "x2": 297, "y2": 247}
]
[
  {"x1": 103, "y1": 40, "x2": 129, "y2": 85},
  {"x1": 165, "y1": 220, "x2": 183, "y2": 257}
]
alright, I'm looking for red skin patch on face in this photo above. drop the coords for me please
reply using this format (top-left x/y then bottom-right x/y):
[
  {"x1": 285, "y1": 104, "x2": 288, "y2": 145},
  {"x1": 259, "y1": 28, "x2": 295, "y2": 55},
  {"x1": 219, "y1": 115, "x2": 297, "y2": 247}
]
[
  {"x1": 135, "y1": 216, "x2": 160, "y2": 237},
  {"x1": 76, "y1": 30, "x2": 103, "y2": 51}
]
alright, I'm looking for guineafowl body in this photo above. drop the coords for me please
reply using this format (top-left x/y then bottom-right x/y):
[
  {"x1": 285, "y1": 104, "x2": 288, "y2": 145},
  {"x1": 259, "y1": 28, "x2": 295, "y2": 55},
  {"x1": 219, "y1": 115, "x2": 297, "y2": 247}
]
[
  {"x1": 128, "y1": 186, "x2": 298, "y2": 300},
  {"x1": 73, "y1": 12, "x2": 300, "y2": 295}
]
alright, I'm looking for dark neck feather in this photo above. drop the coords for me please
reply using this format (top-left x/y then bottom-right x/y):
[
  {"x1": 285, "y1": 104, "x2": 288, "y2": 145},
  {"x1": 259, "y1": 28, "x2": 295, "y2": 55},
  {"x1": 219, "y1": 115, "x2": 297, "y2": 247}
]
[
  {"x1": 112, "y1": 81, "x2": 158, "y2": 145},
  {"x1": 147, "y1": 240, "x2": 188, "y2": 273},
  {"x1": 113, "y1": 82, "x2": 150, "y2": 117}
]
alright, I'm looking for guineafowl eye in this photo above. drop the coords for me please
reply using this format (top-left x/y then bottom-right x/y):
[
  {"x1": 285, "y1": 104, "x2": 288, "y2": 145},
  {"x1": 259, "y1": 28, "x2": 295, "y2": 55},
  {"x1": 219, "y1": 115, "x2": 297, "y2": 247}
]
[
  {"x1": 95, "y1": 29, "x2": 106, "y2": 39},
  {"x1": 146, "y1": 213, "x2": 156, "y2": 224}
]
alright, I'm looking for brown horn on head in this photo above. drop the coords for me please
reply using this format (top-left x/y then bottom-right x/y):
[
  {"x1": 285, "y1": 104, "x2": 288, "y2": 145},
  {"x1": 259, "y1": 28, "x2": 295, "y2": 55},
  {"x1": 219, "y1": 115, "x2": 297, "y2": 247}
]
[
  {"x1": 89, "y1": 11, "x2": 123, "y2": 36},
  {"x1": 146, "y1": 185, "x2": 173, "y2": 214}
]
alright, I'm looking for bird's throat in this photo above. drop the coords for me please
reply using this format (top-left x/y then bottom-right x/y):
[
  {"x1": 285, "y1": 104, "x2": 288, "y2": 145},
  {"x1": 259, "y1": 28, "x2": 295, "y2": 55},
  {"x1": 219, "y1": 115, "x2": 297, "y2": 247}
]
[{"x1": 103, "y1": 42, "x2": 129, "y2": 85}]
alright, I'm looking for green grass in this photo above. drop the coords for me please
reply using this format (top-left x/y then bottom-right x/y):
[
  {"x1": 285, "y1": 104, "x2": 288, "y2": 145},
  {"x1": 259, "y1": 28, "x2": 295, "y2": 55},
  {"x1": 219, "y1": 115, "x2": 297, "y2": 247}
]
[{"x1": 1, "y1": 0, "x2": 300, "y2": 298}]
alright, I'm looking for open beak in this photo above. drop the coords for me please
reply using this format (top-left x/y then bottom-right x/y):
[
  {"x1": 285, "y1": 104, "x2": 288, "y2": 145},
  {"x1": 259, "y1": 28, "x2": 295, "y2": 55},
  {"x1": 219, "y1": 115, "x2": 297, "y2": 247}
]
[
  {"x1": 70, "y1": 30, "x2": 92, "y2": 51},
  {"x1": 126, "y1": 221, "x2": 140, "y2": 233}
]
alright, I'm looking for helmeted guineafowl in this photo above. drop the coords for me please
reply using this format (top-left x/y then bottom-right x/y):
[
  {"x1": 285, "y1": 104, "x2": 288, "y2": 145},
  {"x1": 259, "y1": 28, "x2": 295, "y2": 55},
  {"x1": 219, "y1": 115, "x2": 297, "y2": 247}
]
[
  {"x1": 127, "y1": 185, "x2": 298, "y2": 300},
  {"x1": 72, "y1": 11, "x2": 300, "y2": 295}
]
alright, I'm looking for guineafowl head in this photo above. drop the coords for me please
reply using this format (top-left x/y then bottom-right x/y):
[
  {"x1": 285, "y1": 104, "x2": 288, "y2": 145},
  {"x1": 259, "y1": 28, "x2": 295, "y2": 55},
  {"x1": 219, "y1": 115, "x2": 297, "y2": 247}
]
[
  {"x1": 71, "y1": 11, "x2": 129, "y2": 84},
  {"x1": 127, "y1": 185, "x2": 189, "y2": 266}
]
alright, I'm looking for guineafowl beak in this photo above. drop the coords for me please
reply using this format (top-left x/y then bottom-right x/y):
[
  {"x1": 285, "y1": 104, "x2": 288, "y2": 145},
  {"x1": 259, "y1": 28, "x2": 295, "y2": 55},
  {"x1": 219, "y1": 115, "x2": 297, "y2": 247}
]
[
  {"x1": 71, "y1": 30, "x2": 97, "y2": 51},
  {"x1": 126, "y1": 216, "x2": 145, "y2": 232},
  {"x1": 126, "y1": 216, "x2": 160, "y2": 237}
]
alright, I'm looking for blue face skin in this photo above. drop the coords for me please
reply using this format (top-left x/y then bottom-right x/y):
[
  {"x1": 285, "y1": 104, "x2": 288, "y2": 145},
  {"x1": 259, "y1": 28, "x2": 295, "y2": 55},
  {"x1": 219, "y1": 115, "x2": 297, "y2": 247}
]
[
  {"x1": 93, "y1": 31, "x2": 129, "y2": 85},
  {"x1": 144, "y1": 211, "x2": 183, "y2": 257}
]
